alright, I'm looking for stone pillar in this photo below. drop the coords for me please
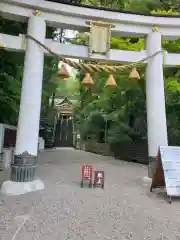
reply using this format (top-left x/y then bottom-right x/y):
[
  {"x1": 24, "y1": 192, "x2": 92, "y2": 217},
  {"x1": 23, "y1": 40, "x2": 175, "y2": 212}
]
[
  {"x1": 146, "y1": 31, "x2": 168, "y2": 178},
  {"x1": 11, "y1": 15, "x2": 46, "y2": 182}
]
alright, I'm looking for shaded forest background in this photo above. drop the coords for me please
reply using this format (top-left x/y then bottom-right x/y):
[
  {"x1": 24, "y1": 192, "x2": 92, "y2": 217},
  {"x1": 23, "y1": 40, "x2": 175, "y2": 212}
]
[{"x1": 0, "y1": 0, "x2": 180, "y2": 153}]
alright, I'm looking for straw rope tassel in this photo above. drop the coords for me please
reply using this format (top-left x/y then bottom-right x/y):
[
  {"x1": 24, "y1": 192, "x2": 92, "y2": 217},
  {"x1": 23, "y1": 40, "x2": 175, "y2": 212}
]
[
  {"x1": 82, "y1": 73, "x2": 94, "y2": 88},
  {"x1": 129, "y1": 67, "x2": 140, "y2": 80},
  {"x1": 58, "y1": 63, "x2": 70, "y2": 79},
  {"x1": 105, "y1": 74, "x2": 117, "y2": 88}
]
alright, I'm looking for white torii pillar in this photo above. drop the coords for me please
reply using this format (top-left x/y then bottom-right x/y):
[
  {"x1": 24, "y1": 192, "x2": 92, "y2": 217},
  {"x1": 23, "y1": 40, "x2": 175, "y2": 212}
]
[
  {"x1": 1, "y1": 15, "x2": 45, "y2": 195},
  {"x1": 146, "y1": 30, "x2": 168, "y2": 178}
]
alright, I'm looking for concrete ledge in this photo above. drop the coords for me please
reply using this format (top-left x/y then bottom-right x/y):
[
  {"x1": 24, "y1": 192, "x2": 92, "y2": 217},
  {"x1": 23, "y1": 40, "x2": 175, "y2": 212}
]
[
  {"x1": 0, "y1": 179, "x2": 44, "y2": 196},
  {"x1": 142, "y1": 176, "x2": 152, "y2": 184}
]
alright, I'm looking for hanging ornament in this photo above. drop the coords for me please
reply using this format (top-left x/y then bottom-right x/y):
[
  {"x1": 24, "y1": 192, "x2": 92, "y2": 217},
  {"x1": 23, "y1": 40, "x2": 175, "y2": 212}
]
[
  {"x1": 129, "y1": 67, "x2": 140, "y2": 80},
  {"x1": 82, "y1": 73, "x2": 94, "y2": 88},
  {"x1": 105, "y1": 74, "x2": 117, "y2": 88},
  {"x1": 0, "y1": 41, "x2": 4, "y2": 48},
  {"x1": 58, "y1": 64, "x2": 70, "y2": 79}
]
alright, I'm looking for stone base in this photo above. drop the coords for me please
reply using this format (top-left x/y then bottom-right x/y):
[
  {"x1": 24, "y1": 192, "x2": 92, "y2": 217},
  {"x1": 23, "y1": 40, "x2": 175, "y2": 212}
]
[
  {"x1": 11, "y1": 151, "x2": 37, "y2": 182},
  {"x1": 11, "y1": 165, "x2": 37, "y2": 182},
  {"x1": 148, "y1": 157, "x2": 156, "y2": 178},
  {"x1": 142, "y1": 176, "x2": 152, "y2": 184},
  {"x1": 0, "y1": 179, "x2": 44, "y2": 196},
  {"x1": 142, "y1": 157, "x2": 157, "y2": 184}
]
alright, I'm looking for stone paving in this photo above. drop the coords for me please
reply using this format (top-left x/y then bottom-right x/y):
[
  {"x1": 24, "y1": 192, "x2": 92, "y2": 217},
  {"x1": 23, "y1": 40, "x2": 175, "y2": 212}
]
[{"x1": 1, "y1": 148, "x2": 180, "y2": 240}]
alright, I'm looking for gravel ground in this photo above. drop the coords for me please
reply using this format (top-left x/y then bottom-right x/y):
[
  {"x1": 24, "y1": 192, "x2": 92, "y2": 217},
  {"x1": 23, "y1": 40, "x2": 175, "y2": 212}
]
[{"x1": 0, "y1": 148, "x2": 180, "y2": 240}]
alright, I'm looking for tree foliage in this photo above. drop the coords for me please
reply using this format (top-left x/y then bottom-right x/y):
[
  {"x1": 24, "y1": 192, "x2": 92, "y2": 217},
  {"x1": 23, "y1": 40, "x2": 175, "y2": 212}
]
[
  {"x1": 73, "y1": 1, "x2": 180, "y2": 147},
  {"x1": 0, "y1": 18, "x2": 59, "y2": 126}
]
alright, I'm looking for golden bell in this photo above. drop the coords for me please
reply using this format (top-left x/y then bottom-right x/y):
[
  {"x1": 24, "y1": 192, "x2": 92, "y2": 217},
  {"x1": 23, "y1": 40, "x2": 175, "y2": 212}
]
[
  {"x1": 82, "y1": 73, "x2": 94, "y2": 88},
  {"x1": 129, "y1": 67, "x2": 140, "y2": 80},
  {"x1": 105, "y1": 74, "x2": 117, "y2": 88},
  {"x1": 58, "y1": 64, "x2": 70, "y2": 79}
]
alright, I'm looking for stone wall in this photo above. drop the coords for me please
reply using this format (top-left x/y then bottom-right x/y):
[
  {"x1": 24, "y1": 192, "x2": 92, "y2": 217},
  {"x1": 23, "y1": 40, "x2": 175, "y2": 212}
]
[
  {"x1": 84, "y1": 141, "x2": 112, "y2": 156},
  {"x1": 111, "y1": 141, "x2": 148, "y2": 164},
  {"x1": 84, "y1": 140, "x2": 149, "y2": 164}
]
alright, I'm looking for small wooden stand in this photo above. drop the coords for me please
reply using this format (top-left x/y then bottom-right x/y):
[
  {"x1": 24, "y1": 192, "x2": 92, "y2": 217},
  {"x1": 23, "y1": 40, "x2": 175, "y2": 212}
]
[
  {"x1": 93, "y1": 171, "x2": 105, "y2": 189},
  {"x1": 150, "y1": 150, "x2": 165, "y2": 191},
  {"x1": 150, "y1": 149, "x2": 172, "y2": 203},
  {"x1": 150, "y1": 147, "x2": 180, "y2": 204},
  {"x1": 80, "y1": 164, "x2": 93, "y2": 188}
]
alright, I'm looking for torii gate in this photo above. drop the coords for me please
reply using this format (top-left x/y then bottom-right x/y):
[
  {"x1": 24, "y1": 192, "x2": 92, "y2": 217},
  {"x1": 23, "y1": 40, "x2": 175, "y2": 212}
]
[{"x1": 1, "y1": 0, "x2": 179, "y2": 194}]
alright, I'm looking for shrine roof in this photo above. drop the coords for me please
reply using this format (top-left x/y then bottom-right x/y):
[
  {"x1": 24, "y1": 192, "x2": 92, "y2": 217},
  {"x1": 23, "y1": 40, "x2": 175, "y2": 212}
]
[{"x1": 57, "y1": 97, "x2": 73, "y2": 106}]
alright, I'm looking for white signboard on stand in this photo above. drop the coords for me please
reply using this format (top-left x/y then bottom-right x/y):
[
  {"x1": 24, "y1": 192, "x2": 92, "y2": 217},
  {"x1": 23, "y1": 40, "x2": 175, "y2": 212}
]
[{"x1": 159, "y1": 146, "x2": 180, "y2": 196}]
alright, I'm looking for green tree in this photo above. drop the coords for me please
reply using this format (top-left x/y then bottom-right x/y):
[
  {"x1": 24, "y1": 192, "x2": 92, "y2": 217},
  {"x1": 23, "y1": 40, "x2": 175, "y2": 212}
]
[
  {"x1": 0, "y1": 18, "x2": 60, "y2": 126},
  {"x1": 72, "y1": 3, "x2": 180, "y2": 148}
]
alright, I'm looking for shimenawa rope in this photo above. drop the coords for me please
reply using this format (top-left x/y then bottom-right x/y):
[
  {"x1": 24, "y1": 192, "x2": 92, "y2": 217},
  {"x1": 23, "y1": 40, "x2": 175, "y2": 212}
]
[{"x1": 25, "y1": 34, "x2": 163, "y2": 73}]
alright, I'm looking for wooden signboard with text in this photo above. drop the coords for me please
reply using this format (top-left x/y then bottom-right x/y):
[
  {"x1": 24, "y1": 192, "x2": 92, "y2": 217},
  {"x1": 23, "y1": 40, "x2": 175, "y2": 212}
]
[
  {"x1": 150, "y1": 146, "x2": 180, "y2": 204},
  {"x1": 93, "y1": 171, "x2": 105, "y2": 189}
]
